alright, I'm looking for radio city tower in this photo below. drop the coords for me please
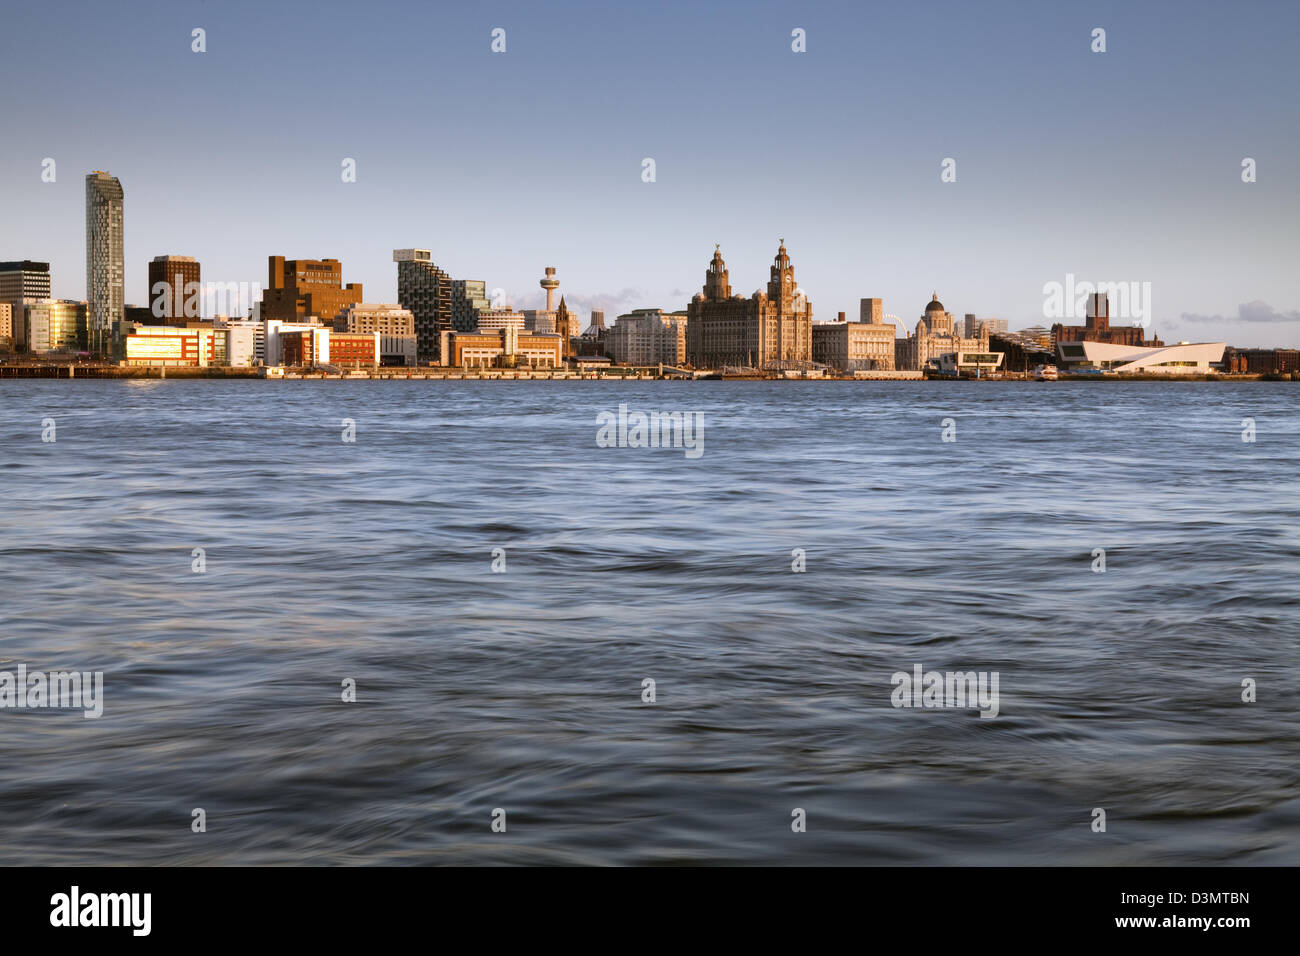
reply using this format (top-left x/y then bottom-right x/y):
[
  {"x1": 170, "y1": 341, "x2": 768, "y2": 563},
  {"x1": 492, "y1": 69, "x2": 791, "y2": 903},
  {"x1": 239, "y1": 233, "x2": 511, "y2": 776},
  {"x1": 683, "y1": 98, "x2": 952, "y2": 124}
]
[{"x1": 540, "y1": 266, "x2": 559, "y2": 311}]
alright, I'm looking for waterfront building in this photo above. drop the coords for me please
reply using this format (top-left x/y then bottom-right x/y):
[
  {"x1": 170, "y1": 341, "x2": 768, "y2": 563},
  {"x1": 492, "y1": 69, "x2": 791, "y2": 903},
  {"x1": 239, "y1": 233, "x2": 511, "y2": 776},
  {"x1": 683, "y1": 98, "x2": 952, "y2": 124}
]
[
  {"x1": 1224, "y1": 347, "x2": 1300, "y2": 375},
  {"x1": 607, "y1": 308, "x2": 688, "y2": 366},
  {"x1": 263, "y1": 319, "x2": 325, "y2": 367},
  {"x1": 215, "y1": 317, "x2": 265, "y2": 365},
  {"x1": 24, "y1": 299, "x2": 87, "y2": 353},
  {"x1": 261, "y1": 256, "x2": 363, "y2": 327},
  {"x1": 123, "y1": 324, "x2": 258, "y2": 368},
  {"x1": 812, "y1": 303, "x2": 897, "y2": 372},
  {"x1": 147, "y1": 255, "x2": 201, "y2": 322},
  {"x1": 336, "y1": 303, "x2": 414, "y2": 336},
  {"x1": 439, "y1": 327, "x2": 564, "y2": 369},
  {"x1": 990, "y1": 331, "x2": 1056, "y2": 373},
  {"x1": 125, "y1": 325, "x2": 220, "y2": 366},
  {"x1": 895, "y1": 293, "x2": 989, "y2": 371},
  {"x1": 685, "y1": 241, "x2": 813, "y2": 369},
  {"x1": 336, "y1": 303, "x2": 416, "y2": 366},
  {"x1": 0, "y1": 303, "x2": 11, "y2": 350},
  {"x1": 475, "y1": 309, "x2": 526, "y2": 333},
  {"x1": 934, "y1": 350, "x2": 1005, "y2": 376},
  {"x1": 1051, "y1": 293, "x2": 1163, "y2": 348},
  {"x1": 0, "y1": 261, "x2": 52, "y2": 348},
  {"x1": 393, "y1": 248, "x2": 453, "y2": 362},
  {"x1": 85, "y1": 171, "x2": 124, "y2": 353},
  {"x1": 1056, "y1": 339, "x2": 1226, "y2": 374}
]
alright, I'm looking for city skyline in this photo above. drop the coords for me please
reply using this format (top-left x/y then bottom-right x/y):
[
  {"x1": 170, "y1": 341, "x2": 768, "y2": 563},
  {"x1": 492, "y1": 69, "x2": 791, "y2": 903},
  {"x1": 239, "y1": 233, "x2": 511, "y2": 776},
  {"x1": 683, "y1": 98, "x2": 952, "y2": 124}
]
[{"x1": 1, "y1": 0, "x2": 1297, "y2": 348}]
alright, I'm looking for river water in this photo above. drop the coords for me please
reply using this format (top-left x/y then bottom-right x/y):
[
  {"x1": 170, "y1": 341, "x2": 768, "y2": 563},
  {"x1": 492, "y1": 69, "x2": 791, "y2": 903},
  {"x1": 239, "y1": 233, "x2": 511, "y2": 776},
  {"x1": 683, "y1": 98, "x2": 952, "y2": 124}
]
[{"x1": 0, "y1": 380, "x2": 1296, "y2": 864}]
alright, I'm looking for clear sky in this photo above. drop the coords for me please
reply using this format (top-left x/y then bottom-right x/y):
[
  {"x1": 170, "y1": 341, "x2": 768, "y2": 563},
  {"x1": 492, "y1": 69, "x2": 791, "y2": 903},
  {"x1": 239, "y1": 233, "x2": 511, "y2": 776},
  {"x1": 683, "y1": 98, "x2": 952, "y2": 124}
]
[{"x1": 2, "y1": 0, "x2": 1297, "y2": 345}]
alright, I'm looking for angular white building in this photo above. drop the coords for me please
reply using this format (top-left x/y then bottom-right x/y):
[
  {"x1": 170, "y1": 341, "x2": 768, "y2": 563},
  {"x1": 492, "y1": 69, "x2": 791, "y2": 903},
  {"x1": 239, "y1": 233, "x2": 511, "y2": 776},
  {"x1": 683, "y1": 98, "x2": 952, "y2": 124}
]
[{"x1": 1057, "y1": 340, "x2": 1226, "y2": 374}]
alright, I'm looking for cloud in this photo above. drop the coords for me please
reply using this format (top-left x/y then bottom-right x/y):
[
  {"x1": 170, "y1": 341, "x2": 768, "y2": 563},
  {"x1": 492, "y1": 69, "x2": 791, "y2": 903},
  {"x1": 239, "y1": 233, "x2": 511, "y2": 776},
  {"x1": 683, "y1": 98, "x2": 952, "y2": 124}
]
[
  {"x1": 504, "y1": 287, "x2": 649, "y2": 316},
  {"x1": 1178, "y1": 300, "x2": 1300, "y2": 325}
]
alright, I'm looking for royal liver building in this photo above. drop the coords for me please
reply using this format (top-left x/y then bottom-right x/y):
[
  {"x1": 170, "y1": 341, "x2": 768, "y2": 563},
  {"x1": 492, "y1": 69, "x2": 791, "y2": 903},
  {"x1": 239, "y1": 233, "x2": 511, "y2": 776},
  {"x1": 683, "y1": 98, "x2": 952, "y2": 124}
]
[{"x1": 686, "y1": 241, "x2": 813, "y2": 370}]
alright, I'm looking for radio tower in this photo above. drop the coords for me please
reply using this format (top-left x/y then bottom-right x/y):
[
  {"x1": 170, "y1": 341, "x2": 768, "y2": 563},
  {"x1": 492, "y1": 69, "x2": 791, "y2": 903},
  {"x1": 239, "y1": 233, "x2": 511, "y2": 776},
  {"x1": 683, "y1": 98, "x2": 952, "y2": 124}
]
[{"x1": 540, "y1": 267, "x2": 559, "y2": 311}]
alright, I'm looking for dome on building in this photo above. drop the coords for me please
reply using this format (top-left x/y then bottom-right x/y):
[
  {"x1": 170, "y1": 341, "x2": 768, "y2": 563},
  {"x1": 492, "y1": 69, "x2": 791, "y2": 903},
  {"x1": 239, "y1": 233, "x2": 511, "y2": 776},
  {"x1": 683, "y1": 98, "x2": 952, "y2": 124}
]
[{"x1": 925, "y1": 292, "x2": 944, "y2": 313}]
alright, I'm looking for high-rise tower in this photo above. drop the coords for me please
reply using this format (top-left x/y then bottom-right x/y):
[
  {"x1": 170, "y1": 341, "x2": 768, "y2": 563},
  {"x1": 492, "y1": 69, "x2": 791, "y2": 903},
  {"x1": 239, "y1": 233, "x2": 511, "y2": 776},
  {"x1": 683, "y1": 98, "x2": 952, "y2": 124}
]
[
  {"x1": 393, "y1": 249, "x2": 453, "y2": 362},
  {"x1": 540, "y1": 267, "x2": 559, "y2": 311},
  {"x1": 85, "y1": 171, "x2": 124, "y2": 353}
]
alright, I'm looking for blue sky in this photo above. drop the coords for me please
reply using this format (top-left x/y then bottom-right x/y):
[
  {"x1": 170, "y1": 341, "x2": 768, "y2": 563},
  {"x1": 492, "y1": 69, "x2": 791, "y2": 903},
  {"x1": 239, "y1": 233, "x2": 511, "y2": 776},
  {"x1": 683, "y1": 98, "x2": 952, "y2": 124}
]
[{"x1": 2, "y1": 0, "x2": 1297, "y2": 345}]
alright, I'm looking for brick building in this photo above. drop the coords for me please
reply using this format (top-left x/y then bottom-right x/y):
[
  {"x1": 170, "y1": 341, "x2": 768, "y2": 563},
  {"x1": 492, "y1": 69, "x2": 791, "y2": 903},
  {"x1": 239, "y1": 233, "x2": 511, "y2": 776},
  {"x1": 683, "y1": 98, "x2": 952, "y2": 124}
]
[{"x1": 261, "y1": 256, "x2": 363, "y2": 324}]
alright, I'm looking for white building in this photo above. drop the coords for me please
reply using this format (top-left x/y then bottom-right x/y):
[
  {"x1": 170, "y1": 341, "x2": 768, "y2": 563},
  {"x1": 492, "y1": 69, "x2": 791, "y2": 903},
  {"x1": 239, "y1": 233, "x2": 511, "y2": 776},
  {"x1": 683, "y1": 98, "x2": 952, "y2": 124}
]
[
  {"x1": 215, "y1": 317, "x2": 263, "y2": 365},
  {"x1": 1056, "y1": 340, "x2": 1226, "y2": 374},
  {"x1": 264, "y1": 319, "x2": 324, "y2": 367}
]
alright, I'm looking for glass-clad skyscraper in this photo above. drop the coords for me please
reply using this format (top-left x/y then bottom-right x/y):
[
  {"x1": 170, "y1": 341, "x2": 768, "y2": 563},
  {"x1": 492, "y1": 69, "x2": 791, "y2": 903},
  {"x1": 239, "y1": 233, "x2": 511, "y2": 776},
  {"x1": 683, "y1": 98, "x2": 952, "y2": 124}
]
[{"x1": 85, "y1": 171, "x2": 124, "y2": 354}]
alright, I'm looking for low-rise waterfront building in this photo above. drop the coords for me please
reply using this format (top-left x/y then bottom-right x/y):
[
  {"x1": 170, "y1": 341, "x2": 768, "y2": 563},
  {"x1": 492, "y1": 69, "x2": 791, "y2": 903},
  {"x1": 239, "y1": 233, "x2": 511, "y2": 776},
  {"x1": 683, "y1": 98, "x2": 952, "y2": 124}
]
[
  {"x1": 125, "y1": 325, "x2": 221, "y2": 366},
  {"x1": 811, "y1": 300, "x2": 897, "y2": 372},
  {"x1": 336, "y1": 303, "x2": 416, "y2": 365},
  {"x1": 1224, "y1": 347, "x2": 1300, "y2": 375},
  {"x1": 1056, "y1": 340, "x2": 1226, "y2": 374},
  {"x1": 439, "y1": 327, "x2": 563, "y2": 369},
  {"x1": 24, "y1": 299, "x2": 87, "y2": 353}
]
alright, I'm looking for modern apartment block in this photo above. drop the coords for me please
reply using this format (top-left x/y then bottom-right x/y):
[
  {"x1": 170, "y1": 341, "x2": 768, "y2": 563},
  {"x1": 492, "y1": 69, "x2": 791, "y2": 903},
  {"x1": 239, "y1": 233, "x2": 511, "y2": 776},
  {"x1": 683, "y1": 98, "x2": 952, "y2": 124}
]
[
  {"x1": 393, "y1": 248, "x2": 452, "y2": 362},
  {"x1": 0, "y1": 303, "x2": 12, "y2": 349},
  {"x1": 685, "y1": 242, "x2": 813, "y2": 369},
  {"x1": 85, "y1": 171, "x2": 125, "y2": 352},
  {"x1": 336, "y1": 303, "x2": 414, "y2": 336},
  {"x1": 148, "y1": 255, "x2": 201, "y2": 321},
  {"x1": 336, "y1": 303, "x2": 417, "y2": 366},
  {"x1": 261, "y1": 256, "x2": 363, "y2": 325},
  {"x1": 607, "y1": 308, "x2": 688, "y2": 366},
  {"x1": 451, "y1": 279, "x2": 492, "y2": 332}
]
